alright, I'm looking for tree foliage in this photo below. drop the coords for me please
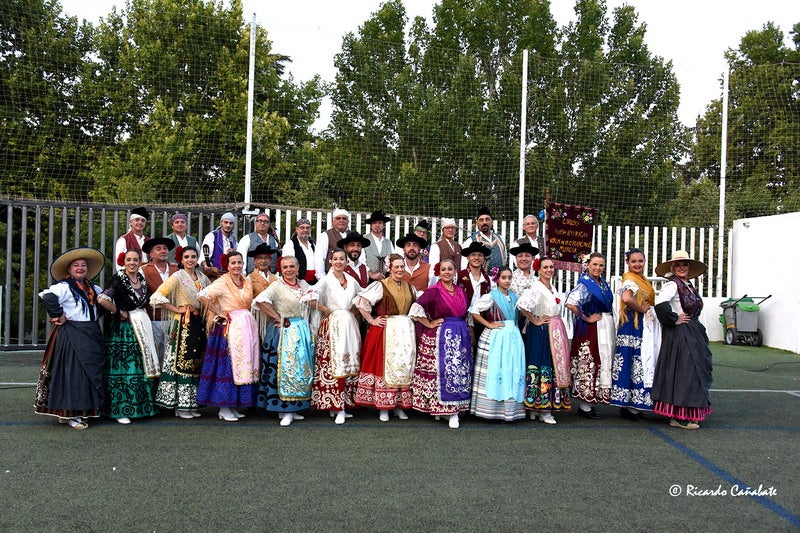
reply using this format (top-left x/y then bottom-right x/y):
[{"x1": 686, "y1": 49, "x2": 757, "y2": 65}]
[
  {"x1": 0, "y1": 0, "x2": 95, "y2": 199},
  {"x1": 325, "y1": 0, "x2": 686, "y2": 223},
  {"x1": 682, "y1": 21, "x2": 800, "y2": 221}
]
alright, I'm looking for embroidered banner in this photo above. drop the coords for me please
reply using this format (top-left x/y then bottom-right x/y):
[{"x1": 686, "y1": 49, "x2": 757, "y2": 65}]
[{"x1": 545, "y1": 202, "x2": 597, "y2": 272}]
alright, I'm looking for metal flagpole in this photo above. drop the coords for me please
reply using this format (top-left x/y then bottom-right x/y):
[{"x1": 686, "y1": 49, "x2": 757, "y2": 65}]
[
  {"x1": 717, "y1": 66, "x2": 729, "y2": 297},
  {"x1": 518, "y1": 49, "x2": 528, "y2": 234},
  {"x1": 243, "y1": 13, "x2": 258, "y2": 215}
]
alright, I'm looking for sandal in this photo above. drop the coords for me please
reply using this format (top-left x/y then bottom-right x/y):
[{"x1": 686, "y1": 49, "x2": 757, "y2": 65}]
[{"x1": 669, "y1": 418, "x2": 699, "y2": 430}]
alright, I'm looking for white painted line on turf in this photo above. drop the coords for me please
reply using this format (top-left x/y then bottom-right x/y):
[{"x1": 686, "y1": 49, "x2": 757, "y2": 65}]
[
  {"x1": 0, "y1": 382, "x2": 37, "y2": 386},
  {"x1": 710, "y1": 388, "x2": 800, "y2": 396}
]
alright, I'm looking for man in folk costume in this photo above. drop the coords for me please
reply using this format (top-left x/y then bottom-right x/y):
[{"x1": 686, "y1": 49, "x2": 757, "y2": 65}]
[
  {"x1": 201, "y1": 212, "x2": 238, "y2": 278},
  {"x1": 515, "y1": 214, "x2": 544, "y2": 270},
  {"x1": 428, "y1": 217, "x2": 462, "y2": 266},
  {"x1": 314, "y1": 208, "x2": 352, "y2": 281},
  {"x1": 141, "y1": 237, "x2": 178, "y2": 366},
  {"x1": 338, "y1": 232, "x2": 372, "y2": 289},
  {"x1": 458, "y1": 241, "x2": 492, "y2": 346},
  {"x1": 247, "y1": 243, "x2": 279, "y2": 339},
  {"x1": 238, "y1": 212, "x2": 280, "y2": 275},
  {"x1": 461, "y1": 207, "x2": 507, "y2": 273},
  {"x1": 165, "y1": 213, "x2": 204, "y2": 266},
  {"x1": 114, "y1": 207, "x2": 151, "y2": 271},
  {"x1": 414, "y1": 219, "x2": 432, "y2": 263},
  {"x1": 396, "y1": 233, "x2": 431, "y2": 292},
  {"x1": 362, "y1": 210, "x2": 394, "y2": 282},
  {"x1": 282, "y1": 218, "x2": 316, "y2": 285}
]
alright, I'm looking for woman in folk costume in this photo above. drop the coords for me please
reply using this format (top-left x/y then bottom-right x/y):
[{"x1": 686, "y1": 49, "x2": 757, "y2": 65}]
[
  {"x1": 652, "y1": 251, "x2": 713, "y2": 430},
  {"x1": 610, "y1": 248, "x2": 661, "y2": 420},
  {"x1": 469, "y1": 266, "x2": 526, "y2": 422},
  {"x1": 150, "y1": 246, "x2": 211, "y2": 418},
  {"x1": 565, "y1": 252, "x2": 615, "y2": 419},
  {"x1": 354, "y1": 253, "x2": 417, "y2": 422},
  {"x1": 98, "y1": 250, "x2": 160, "y2": 424},
  {"x1": 196, "y1": 251, "x2": 259, "y2": 422},
  {"x1": 305, "y1": 249, "x2": 363, "y2": 424},
  {"x1": 409, "y1": 259, "x2": 472, "y2": 429},
  {"x1": 517, "y1": 257, "x2": 571, "y2": 424},
  {"x1": 35, "y1": 248, "x2": 106, "y2": 430},
  {"x1": 254, "y1": 255, "x2": 314, "y2": 427}
]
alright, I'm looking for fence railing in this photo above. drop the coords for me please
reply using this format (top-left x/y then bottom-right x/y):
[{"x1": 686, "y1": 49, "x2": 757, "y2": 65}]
[{"x1": 0, "y1": 200, "x2": 727, "y2": 348}]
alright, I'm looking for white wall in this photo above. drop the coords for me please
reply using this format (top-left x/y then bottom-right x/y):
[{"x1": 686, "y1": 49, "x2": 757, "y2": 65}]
[{"x1": 730, "y1": 212, "x2": 800, "y2": 353}]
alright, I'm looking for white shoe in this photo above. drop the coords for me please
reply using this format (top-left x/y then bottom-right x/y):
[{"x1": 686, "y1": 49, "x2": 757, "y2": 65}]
[
  {"x1": 175, "y1": 408, "x2": 194, "y2": 419},
  {"x1": 116, "y1": 417, "x2": 131, "y2": 425},
  {"x1": 68, "y1": 417, "x2": 88, "y2": 430},
  {"x1": 529, "y1": 411, "x2": 537, "y2": 420},
  {"x1": 394, "y1": 408, "x2": 408, "y2": 420},
  {"x1": 335, "y1": 411, "x2": 346, "y2": 425},
  {"x1": 448, "y1": 414, "x2": 460, "y2": 429},
  {"x1": 292, "y1": 413, "x2": 305, "y2": 421},
  {"x1": 379, "y1": 410, "x2": 390, "y2": 422},
  {"x1": 218, "y1": 408, "x2": 238, "y2": 422},
  {"x1": 232, "y1": 409, "x2": 245, "y2": 419},
  {"x1": 280, "y1": 413, "x2": 293, "y2": 427},
  {"x1": 189, "y1": 409, "x2": 202, "y2": 418},
  {"x1": 539, "y1": 413, "x2": 557, "y2": 425}
]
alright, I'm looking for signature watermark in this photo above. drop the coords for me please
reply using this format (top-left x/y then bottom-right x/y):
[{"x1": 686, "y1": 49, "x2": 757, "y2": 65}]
[{"x1": 669, "y1": 484, "x2": 777, "y2": 497}]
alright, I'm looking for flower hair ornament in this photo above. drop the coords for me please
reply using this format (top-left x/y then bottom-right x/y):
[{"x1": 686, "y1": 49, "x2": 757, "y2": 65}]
[
  {"x1": 532, "y1": 258, "x2": 541, "y2": 273},
  {"x1": 116, "y1": 251, "x2": 126, "y2": 267},
  {"x1": 174, "y1": 246, "x2": 184, "y2": 264},
  {"x1": 578, "y1": 253, "x2": 591, "y2": 273},
  {"x1": 489, "y1": 266, "x2": 500, "y2": 284}
]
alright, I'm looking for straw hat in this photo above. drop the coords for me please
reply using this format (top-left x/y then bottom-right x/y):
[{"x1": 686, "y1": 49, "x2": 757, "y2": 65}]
[
  {"x1": 50, "y1": 247, "x2": 105, "y2": 281},
  {"x1": 655, "y1": 250, "x2": 707, "y2": 279}
]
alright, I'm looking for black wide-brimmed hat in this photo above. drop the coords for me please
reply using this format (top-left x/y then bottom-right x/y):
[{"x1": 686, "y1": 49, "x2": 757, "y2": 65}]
[
  {"x1": 460, "y1": 241, "x2": 491, "y2": 257},
  {"x1": 365, "y1": 210, "x2": 392, "y2": 224},
  {"x1": 247, "y1": 243, "x2": 280, "y2": 257},
  {"x1": 396, "y1": 233, "x2": 428, "y2": 249},
  {"x1": 50, "y1": 247, "x2": 105, "y2": 281},
  {"x1": 337, "y1": 232, "x2": 371, "y2": 248},
  {"x1": 509, "y1": 242, "x2": 539, "y2": 257},
  {"x1": 142, "y1": 237, "x2": 175, "y2": 255}
]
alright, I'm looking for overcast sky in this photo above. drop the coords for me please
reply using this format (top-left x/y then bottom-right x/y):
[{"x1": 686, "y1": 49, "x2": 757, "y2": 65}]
[{"x1": 60, "y1": 0, "x2": 799, "y2": 127}]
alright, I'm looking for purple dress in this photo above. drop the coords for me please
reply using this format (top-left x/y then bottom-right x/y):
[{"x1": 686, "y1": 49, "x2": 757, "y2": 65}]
[{"x1": 409, "y1": 282, "x2": 472, "y2": 415}]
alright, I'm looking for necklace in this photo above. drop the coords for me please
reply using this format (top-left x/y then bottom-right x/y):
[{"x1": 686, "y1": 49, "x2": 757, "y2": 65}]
[
  {"x1": 231, "y1": 276, "x2": 244, "y2": 289},
  {"x1": 442, "y1": 283, "x2": 455, "y2": 294},
  {"x1": 283, "y1": 279, "x2": 300, "y2": 289}
]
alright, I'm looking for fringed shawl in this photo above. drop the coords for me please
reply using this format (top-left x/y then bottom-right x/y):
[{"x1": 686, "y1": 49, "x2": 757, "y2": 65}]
[{"x1": 618, "y1": 271, "x2": 655, "y2": 329}]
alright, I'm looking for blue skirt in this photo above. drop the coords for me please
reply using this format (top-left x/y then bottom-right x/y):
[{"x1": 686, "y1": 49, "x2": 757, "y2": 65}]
[{"x1": 197, "y1": 323, "x2": 256, "y2": 408}]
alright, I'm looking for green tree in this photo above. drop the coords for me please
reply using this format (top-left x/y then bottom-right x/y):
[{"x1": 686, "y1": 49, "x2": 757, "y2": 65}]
[
  {"x1": 325, "y1": 0, "x2": 685, "y2": 223},
  {"x1": 84, "y1": 0, "x2": 322, "y2": 204},
  {"x1": 682, "y1": 22, "x2": 800, "y2": 221},
  {"x1": 0, "y1": 0, "x2": 95, "y2": 200}
]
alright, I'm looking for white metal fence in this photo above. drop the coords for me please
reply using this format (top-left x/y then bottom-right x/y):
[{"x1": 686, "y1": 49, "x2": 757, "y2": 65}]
[{"x1": 0, "y1": 200, "x2": 727, "y2": 348}]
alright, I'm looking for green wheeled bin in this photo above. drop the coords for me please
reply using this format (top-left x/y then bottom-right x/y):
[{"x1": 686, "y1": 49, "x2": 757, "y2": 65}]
[{"x1": 719, "y1": 295, "x2": 772, "y2": 346}]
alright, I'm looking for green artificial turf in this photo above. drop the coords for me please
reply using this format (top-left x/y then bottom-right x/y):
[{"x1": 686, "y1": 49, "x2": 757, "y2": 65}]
[{"x1": 1, "y1": 346, "x2": 798, "y2": 531}]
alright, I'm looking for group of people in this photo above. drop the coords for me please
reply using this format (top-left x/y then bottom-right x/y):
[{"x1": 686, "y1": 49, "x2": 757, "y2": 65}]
[{"x1": 34, "y1": 206, "x2": 713, "y2": 431}]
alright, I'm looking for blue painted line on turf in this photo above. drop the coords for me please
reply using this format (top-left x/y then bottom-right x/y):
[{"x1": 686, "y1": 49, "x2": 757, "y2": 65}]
[{"x1": 651, "y1": 427, "x2": 800, "y2": 528}]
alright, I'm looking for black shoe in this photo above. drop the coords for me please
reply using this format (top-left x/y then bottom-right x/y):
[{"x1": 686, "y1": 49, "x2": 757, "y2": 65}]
[
  {"x1": 620, "y1": 408, "x2": 640, "y2": 421},
  {"x1": 577, "y1": 407, "x2": 601, "y2": 420}
]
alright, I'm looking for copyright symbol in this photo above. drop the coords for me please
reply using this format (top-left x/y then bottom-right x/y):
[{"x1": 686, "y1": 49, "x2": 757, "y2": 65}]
[{"x1": 669, "y1": 485, "x2": 682, "y2": 497}]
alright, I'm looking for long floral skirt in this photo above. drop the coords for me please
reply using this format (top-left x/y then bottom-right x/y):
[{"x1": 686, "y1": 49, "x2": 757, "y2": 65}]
[
  {"x1": 256, "y1": 319, "x2": 313, "y2": 413},
  {"x1": 355, "y1": 321, "x2": 412, "y2": 409},
  {"x1": 155, "y1": 314, "x2": 206, "y2": 410},
  {"x1": 312, "y1": 317, "x2": 359, "y2": 411},
  {"x1": 524, "y1": 323, "x2": 571, "y2": 411},
  {"x1": 411, "y1": 317, "x2": 472, "y2": 416},
  {"x1": 197, "y1": 322, "x2": 256, "y2": 408},
  {"x1": 610, "y1": 314, "x2": 653, "y2": 411},
  {"x1": 104, "y1": 320, "x2": 157, "y2": 419}
]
